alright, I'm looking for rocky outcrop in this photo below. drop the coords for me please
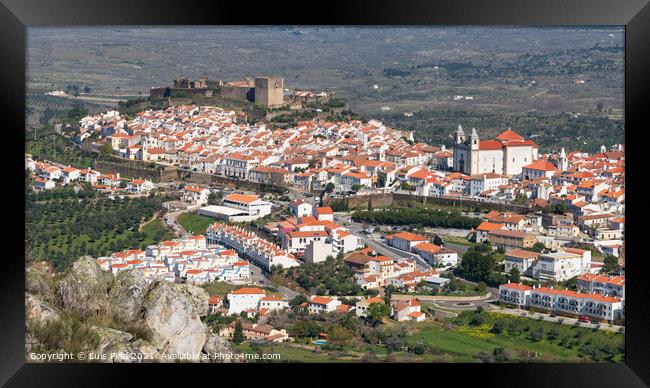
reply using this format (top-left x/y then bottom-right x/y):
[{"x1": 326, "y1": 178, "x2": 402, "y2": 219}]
[
  {"x1": 143, "y1": 282, "x2": 209, "y2": 356},
  {"x1": 26, "y1": 262, "x2": 61, "y2": 308},
  {"x1": 58, "y1": 256, "x2": 113, "y2": 316},
  {"x1": 202, "y1": 333, "x2": 234, "y2": 363},
  {"x1": 108, "y1": 269, "x2": 151, "y2": 324},
  {"x1": 27, "y1": 258, "x2": 234, "y2": 363},
  {"x1": 91, "y1": 326, "x2": 162, "y2": 363},
  {"x1": 25, "y1": 293, "x2": 60, "y2": 325}
]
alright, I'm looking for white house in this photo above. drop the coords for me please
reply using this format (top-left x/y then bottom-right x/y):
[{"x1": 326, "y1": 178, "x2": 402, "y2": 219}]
[
  {"x1": 498, "y1": 282, "x2": 533, "y2": 308},
  {"x1": 313, "y1": 206, "x2": 334, "y2": 222},
  {"x1": 386, "y1": 231, "x2": 429, "y2": 252},
  {"x1": 227, "y1": 287, "x2": 267, "y2": 315},
  {"x1": 530, "y1": 251, "x2": 591, "y2": 282},
  {"x1": 182, "y1": 186, "x2": 210, "y2": 205},
  {"x1": 290, "y1": 199, "x2": 313, "y2": 218},
  {"x1": 520, "y1": 160, "x2": 558, "y2": 180},
  {"x1": 412, "y1": 242, "x2": 458, "y2": 267},
  {"x1": 503, "y1": 248, "x2": 541, "y2": 276},
  {"x1": 469, "y1": 173, "x2": 510, "y2": 197},
  {"x1": 307, "y1": 296, "x2": 342, "y2": 314},
  {"x1": 127, "y1": 179, "x2": 156, "y2": 194}
]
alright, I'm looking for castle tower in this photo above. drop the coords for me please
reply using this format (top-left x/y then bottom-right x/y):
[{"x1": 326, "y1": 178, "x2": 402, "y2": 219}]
[
  {"x1": 469, "y1": 127, "x2": 480, "y2": 175},
  {"x1": 454, "y1": 124, "x2": 466, "y2": 144},
  {"x1": 559, "y1": 147, "x2": 568, "y2": 171},
  {"x1": 254, "y1": 76, "x2": 284, "y2": 107}
]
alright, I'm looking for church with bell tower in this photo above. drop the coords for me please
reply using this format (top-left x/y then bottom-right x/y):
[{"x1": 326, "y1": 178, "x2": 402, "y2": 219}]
[{"x1": 452, "y1": 125, "x2": 539, "y2": 176}]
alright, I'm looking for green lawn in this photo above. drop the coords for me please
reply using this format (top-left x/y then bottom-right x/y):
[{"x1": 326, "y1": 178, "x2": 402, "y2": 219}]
[{"x1": 177, "y1": 213, "x2": 215, "y2": 235}]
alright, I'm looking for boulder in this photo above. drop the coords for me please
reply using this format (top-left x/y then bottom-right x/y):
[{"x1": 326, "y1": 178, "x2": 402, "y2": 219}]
[
  {"x1": 108, "y1": 269, "x2": 151, "y2": 324},
  {"x1": 58, "y1": 256, "x2": 113, "y2": 316},
  {"x1": 143, "y1": 282, "x2": 209, "y2": 356},
  {"x1": 202, "y1": 333, "x2": 234, "y2": 363},
  {"x1": 25, "y1": 293, "x2": 60, "y2": 329},
  {"x1": 26, "y1": 263, "x2": 55, "y2": 297}
]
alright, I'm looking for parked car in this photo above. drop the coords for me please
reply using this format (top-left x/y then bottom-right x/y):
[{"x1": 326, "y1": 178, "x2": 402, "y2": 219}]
[{"x1": 578, "y1": 315, "x2": 590, "y2": 323}]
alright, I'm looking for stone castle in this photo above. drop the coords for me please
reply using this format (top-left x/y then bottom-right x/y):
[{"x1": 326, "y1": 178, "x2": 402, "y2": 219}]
[{"x1": 150, "y1": 76, "x2": 284, "y2": 107}]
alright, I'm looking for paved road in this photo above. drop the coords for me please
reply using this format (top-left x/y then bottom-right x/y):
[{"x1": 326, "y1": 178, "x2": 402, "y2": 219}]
[
  {"x1": 336, "y1": 214, "x2": 431, "y2": 270},
  {"x1": 164, "y1": 210, "x2": 188, "y2": 237}
]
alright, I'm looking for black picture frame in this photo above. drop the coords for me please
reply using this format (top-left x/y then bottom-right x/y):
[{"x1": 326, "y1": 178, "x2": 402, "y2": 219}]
[{"x1": 2, "y1": 0, "x2": 649, "y2": 386}]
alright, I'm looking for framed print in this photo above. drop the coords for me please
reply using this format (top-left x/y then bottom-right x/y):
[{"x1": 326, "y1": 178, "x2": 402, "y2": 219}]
[{"x1": 1, "y1": 0, "x2": 649, "y2": 386}]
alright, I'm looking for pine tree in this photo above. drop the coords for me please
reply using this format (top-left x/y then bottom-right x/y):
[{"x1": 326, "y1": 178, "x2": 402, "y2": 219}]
[{"x1": 232, "y1": 320, "x2": 245, "y2": 344}]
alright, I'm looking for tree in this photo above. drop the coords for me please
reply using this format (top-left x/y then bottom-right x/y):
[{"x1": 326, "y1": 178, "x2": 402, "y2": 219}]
[
  {"x1": 384, "y1": 285, "x2": 395, "y2": 304},
  {"x1": 367, "y1": 199, "x2": 373, "y2": 211},
  {"x1": 490, "y1": 320, "x2": 505, "y2": 334},
  {"x1": 552, "y1": 202, "x2": 568, "y2": 214},
  {"x1": 328, "y1": 324, "x2": 353, "y2": 347},
  {"x1": 232, "y1": 320, "x2": 245, "y2": 344},
  {"x1": 530, "y1": 242, "x2": 546, "y2": 253},
  {"x1": 208, "y1": 190, "x2": 223, "y2": 205},
  {"x1": 351, "y1": 184, "x2": 362, "y2": 193},
  {"x1": 100, "y1": 141, "x2": 113, "y2": 155},
  {"x1": 324, "y1": 183, "x2": 335, "y2": 193},
  {"x1": 367, "y1": 302, "x2": 391, "y2": 324},
  {"x1": 433, "y1": 234, "x2": 444, "y2": 246},
  {"x1": 459, "y1": 244, "x2": 497, "y2": 284},
  {"x1": 602, "y1": 255, "x2": 620, "y2": 273},
  {"x1": 509, "y1": 267, "x2": 521, "y2": 283}
]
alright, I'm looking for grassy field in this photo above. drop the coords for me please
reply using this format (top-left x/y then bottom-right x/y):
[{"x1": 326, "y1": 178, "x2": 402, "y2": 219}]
[
  {"x1": 177, "y1": 213, "x2": 215, "y2": 235},
  {"x1": 408, "y1": 312, "x2": 624, "y2": 362},
  {"x1": 230, "y1": 311, "x2": 623, "y2": 363}
]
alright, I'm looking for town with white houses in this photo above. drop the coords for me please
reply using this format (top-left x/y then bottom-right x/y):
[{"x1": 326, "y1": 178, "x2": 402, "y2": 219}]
[{"x1": 26, "y1": 100, "x2": 625, "y2": 350}]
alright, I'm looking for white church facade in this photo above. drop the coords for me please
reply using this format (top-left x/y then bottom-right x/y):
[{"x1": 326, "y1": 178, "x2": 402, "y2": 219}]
[{"x1": 452, "y1": 126, "x2": 539, "y2": 176}]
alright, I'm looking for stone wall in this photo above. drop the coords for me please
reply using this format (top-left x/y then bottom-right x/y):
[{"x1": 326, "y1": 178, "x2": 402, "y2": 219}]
[
  {"x1": 94, "y1": 160, "x2": 164, "y2": 182},
  {"x1": 323, "y1": 192, "x2": 532, "y2": 213}
]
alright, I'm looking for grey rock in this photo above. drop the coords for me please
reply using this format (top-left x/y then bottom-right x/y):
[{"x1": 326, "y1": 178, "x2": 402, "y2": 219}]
[
  {"x1": 58, "y1": 256, "x2": 113, "y2": 316},
  {"x1": 108, "y1": 269, "x2": 151, "y2": 324}
]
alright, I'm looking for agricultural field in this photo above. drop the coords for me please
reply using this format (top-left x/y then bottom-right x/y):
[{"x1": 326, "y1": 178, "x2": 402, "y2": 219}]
[
  {"x1": 238, "y1": 311, "x2": 623, "y2": 363},
  {"x1": 25, "y1": 185, "x2": 173, "y2": 270}
]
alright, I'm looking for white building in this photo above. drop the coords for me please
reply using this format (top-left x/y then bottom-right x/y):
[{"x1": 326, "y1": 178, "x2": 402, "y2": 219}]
[
  {"x1": 222, "y1": 194, "x2": 272, "y2": 218},
  {"x1": 290, "y1": 199, "x2": 313, "y2": 218},
  {"x1": 412, "y1": 242, "x2": 459, "y2": 267},
  {"x1": 227, "y1": 287, "x2": 267, "y2": 315},
  {"x1": 453, "y1": 127, "x2": 539, "y2": 176},
  {"x1": 307, "y1": 296, "x2": 342, "y2": 314},
  {"x1": 530, "y1": 251, "x2": 591, "y2": 282},
  {"x1": 469, "y1": 173, "x2": 510, "y2": 197},
  {"x1": 503, "y1": 249, "x2": 541, "y2": 275},
  {"x1": 182, "y1": 186, "x2": 210, "y2": 205},
  {"x1": 521, "y1": 160, "x2": 558, "y2": 180},
  {"x1": 386, "y1": 231, "x2": 429, "y2": 252},
  {"x1": 304, "y1": 239, "x2": 334, "y2": 264}
]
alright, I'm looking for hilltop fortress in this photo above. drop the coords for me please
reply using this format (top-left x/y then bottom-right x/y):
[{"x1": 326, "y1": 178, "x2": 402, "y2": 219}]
[{"x1": 150, "y1": 76, "x2": 285, "y2": 107}]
